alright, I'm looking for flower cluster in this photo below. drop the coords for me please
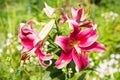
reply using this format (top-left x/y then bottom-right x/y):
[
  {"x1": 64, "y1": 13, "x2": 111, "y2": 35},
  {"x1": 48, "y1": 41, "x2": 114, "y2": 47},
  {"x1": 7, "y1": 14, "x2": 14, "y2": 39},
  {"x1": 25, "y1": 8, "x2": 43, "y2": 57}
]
[
  {"x1": 19, "y1": 3, "x2": 105, "y2": 72},
  {"x1": 96, "y1": 53, "x2": 120, "y2": 78},
  {"x1": 101, "y1": 11, "x2": 118, "y2": 21}
]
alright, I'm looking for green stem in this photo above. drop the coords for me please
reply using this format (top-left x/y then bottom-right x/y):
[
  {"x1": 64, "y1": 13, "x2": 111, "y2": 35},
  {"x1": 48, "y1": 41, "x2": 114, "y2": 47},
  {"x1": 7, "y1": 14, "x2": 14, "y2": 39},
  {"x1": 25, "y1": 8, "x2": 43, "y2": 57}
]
[
  {"x1": 65, "y1": 67, "x2": 68, "y2": 80},
  {"x1": 39, "y1": 66, "x2": 43, "y2": 80},
  {"x1": 62, "y1": 66, "x2": 68, "y2": 80}
]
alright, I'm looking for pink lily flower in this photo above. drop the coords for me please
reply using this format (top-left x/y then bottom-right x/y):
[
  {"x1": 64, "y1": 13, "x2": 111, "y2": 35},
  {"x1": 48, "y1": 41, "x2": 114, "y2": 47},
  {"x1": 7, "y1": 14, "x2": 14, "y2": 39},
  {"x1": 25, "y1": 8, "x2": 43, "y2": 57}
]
[
  {"x1": 43, "y1": 2, "x2": 65, "y2": 19},
  {"x1": 55, "y1": 22, "x2": 105, "y2": 71},
  {"x1": 19, "y1": 20, "x2": 53, "y2": 67},
  {"x1": 60, "y1": 7, "x2": 94, "y2": 28},
  {"x1": 43, "y1": 3, "x2": 93, "y2": 28},
  {"x1": 43, "y1": 3, "x2": 68, "y2": 24},
  {"x1": 59, "y1": 7, "x2": 84, "y2": 23},
  {"x1": 71, "y1": 7, "x2": 84, "y2": 23},
  {"x1": 19, "y1": 20, "x2": 40, "y2": 52}
]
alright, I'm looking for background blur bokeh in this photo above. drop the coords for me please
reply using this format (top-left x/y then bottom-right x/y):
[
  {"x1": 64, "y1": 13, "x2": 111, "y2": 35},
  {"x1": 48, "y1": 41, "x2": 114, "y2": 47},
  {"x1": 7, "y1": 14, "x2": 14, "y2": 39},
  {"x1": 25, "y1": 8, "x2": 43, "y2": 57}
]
[{"x1": 0, "y1": 0, "x2": 120, "y2": 80}]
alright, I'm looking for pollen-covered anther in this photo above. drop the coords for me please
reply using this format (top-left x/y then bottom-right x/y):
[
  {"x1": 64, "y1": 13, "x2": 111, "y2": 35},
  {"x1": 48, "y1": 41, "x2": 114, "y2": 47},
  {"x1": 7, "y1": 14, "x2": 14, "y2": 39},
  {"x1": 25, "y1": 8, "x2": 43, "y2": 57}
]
[{"x1": 74, "y1": 44, "x2": 81, "y2": 55}]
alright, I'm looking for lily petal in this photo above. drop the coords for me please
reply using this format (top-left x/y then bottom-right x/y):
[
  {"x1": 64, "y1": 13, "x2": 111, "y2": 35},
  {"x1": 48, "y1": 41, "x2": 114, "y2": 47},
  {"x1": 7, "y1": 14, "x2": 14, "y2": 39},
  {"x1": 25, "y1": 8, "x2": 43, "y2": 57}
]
[
  {"x1": 77, "y1": 28, "x2": 98, "y2": 47},
  {"x1": 35, "y1": 47, "x2": 53, "y2": 60},
  {"x1": 71, "y1": 7, "x2": 83, "y2": 23},
  {"x1": 19, "y1": 23, "x2": 40, "y2": 52},
  {"x1": 79, "y1": 20, "x2": 97, "y2": 29},
  {"x1": 59, "y1": 12, "x2": 68, "y2": 24},
  {"x1": 72, "y1": 49, "x2": 82, "y2": 71},
  {"x1": 71, "y1": 7, "x2": 78, "y2": 21},
  {"x1": 81, "y1": 42, "x2": 105, "y2": 52},
  {"x1": 38, "y1": 55, "x2": 52, "y2": 67},
  {"x1": 67, "y1": 20, "x2": 79, "y2": 30},
  {"x1": 35, "y1": 46, "x2": 53, "y2": 67},
  {"x1": 55, "y1": 51, "x2": 72, "y2": 69},
  {"x1": 19, "y1": 27, "x2": 34, "y2": 51},
  {"x1": 43, "y1": 2, "x2": 55, "y2": 18},
  {"x1": 55, "y1": 36, "x2": 70, "y2": 52},
  {"x1": 21, "y1": 38, "x2": 34, "y2": 51},
  {"x1": 72, "y1": 49, "x2": 88, "y2": 71},
  {"x1": 67, "y1": 20, "x2": 80, "y2": 38}
]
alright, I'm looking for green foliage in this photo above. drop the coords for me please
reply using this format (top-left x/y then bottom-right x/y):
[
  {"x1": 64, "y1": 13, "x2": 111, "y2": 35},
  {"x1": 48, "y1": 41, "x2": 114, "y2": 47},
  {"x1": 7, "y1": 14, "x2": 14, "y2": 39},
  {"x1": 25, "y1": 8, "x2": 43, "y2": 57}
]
[{"x1": 0, "y1": 0, "x2": 120, "y2": 80}]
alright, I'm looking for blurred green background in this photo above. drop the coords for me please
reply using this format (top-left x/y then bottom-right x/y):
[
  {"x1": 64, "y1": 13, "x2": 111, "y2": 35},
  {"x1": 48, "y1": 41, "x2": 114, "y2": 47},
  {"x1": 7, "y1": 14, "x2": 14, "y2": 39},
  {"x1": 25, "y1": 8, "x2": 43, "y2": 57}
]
[{"x1": 0, "y1": 0, "x2": 120, "y2": 80}]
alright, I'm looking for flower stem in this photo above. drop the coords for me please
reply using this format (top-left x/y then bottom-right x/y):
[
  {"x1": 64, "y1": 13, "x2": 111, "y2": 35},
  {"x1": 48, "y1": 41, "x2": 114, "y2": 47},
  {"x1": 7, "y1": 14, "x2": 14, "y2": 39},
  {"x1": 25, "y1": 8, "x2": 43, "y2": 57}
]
[{"x1": 62, "y1": 66, "x2": 68, "y2": 80}]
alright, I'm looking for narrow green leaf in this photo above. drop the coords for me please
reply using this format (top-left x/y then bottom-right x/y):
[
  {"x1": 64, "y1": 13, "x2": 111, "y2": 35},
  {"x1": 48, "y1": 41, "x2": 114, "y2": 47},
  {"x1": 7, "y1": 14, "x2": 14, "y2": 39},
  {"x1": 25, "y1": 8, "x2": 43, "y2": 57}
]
[{"x1": 78, "y1": 72, "x2": 86, "y2": 80}]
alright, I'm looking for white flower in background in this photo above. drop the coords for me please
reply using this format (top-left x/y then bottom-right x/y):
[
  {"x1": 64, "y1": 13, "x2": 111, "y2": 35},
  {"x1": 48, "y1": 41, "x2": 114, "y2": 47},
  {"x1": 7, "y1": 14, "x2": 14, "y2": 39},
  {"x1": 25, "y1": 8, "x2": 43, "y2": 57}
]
[
  {"x1": 110, "y1": 54, "x2": 120, "y2": 59},
  {"x1": 89, "y1": 58, "x2": 95, "y2": 67},
  {"x1": 99, "y1": 74, "x2": 105, "y2": 78},
  {"x1": 114, "y1": 60, "x2": 118, "y2": 64},
  {"x1": 7, "y1": 33, "x2": 13, "y2": 38},
  {"x1": 110, "y1": 59, "x2": 118, "y2": 65},
  {"x1": 110, "y1": 54, "x2": 115, "y2": 59},
  {"x1": 110, "y1": 11, "x2": 118, "y2": 17},
  {"x1": 101, "y1": 11, "x2": 118, "y2": 21},
  {"x1": 16, "y1": 45, "x2": 22, "y2": 51},
  {"x1": 92, "y1": 77, "x2": 97, "y2": 80},
  {"x1": 99, "y1": 63, "x2": 107, "y2": 70},
  {"x1": 114, "y1": 13, "x2": 118, "y2": 17},
  {"x1": 0, "y1": 49, "x2": 2, "y2": 57},
  {"x1": 110, "y1": 58, "x2": 116, "y2": 64},
  {"x1": 96, "y1": 58, "x2": 120, "y2": 79},
  {"x1": 9, "y1": 68, "x2": 14, "y2": 73},
  {"x1": 109, "y1": 11, "x2": 113, "y2": 15},
  {"x1": 90, "y1": 62, "x2": 94, "y2": 67},
  {"x1": 5, "y1": 39, "x2": 11, "y2": 46},
  {"x1": 98, "y1": 53, "x2": 103, "y2": 57},
  {"x1": 45, "y1": 41, "x2": 50, "y2": 45},
  {"x1": 115, "y1": 54, "x2": 120, "y2": 59},
  {"x1": 101, "y1": 13, "x2": 104, "y2": 17},
  {"x1": 89, "y1": 58, "x2": 92, "y2": 62},
  {"x1": 0, "y1": 49, "x2": 3, "y2": 53},
  {"x1": 34, "y1": 62, "x2": 37, "y2": 65},
  {"x1": 108, "y1": 67, "x2": 118, "y2": 75},
  {"x1": 118, "y1": 69, "x2": 120, "y2": 72}
]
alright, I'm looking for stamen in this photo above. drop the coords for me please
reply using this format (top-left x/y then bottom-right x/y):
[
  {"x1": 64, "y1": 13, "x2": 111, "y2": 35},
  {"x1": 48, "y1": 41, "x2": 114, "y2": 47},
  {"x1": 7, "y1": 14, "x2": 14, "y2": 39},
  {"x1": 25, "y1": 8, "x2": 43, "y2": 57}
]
[{"x1": 74, "y1": 45, "x2": 81, "y2": 55}]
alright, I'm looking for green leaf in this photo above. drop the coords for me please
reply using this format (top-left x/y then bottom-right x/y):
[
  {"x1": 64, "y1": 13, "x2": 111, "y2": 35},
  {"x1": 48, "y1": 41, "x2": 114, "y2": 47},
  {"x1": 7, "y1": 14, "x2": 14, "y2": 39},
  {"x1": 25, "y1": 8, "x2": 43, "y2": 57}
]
[{"x1": 78, "y1": 72, "x2": 86, "y2": 80}]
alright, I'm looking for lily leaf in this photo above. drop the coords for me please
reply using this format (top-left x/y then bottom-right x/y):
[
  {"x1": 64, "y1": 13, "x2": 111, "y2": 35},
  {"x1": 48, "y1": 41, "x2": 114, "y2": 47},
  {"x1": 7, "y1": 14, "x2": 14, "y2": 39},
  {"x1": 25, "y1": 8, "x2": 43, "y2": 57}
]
[{"x1": 78, "y1": 72, "x2": 86, "y2": 80}]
